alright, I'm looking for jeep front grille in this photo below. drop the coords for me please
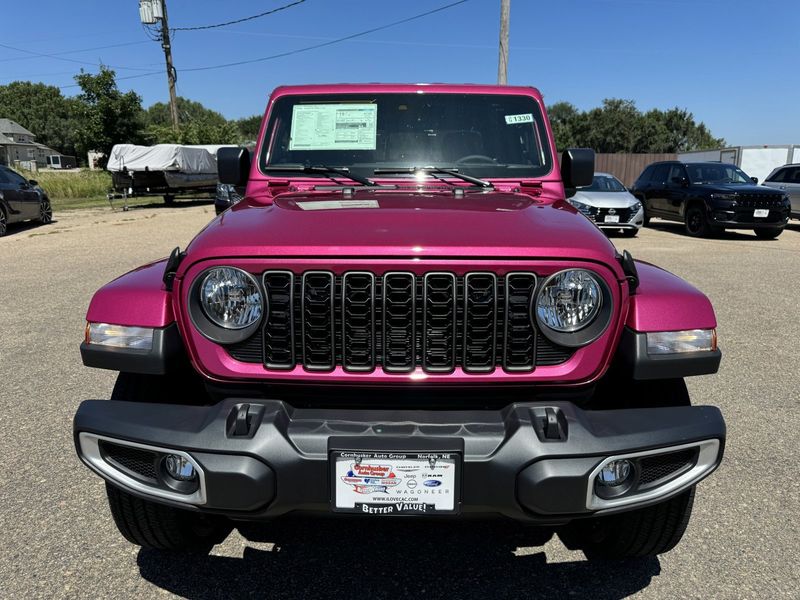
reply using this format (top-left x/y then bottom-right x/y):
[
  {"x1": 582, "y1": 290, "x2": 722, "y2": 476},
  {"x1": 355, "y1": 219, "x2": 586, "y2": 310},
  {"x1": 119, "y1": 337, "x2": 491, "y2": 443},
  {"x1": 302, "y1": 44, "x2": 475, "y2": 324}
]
[{"x1": 227, "y1": 271, "x2": 575, "y2": 373}]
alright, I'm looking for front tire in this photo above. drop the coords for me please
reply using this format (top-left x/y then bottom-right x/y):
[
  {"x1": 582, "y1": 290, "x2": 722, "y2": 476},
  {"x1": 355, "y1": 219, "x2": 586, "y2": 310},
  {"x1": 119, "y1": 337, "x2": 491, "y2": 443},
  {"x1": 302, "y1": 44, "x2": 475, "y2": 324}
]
[
  {"x1": 754, "y1": 227, "x2": 782, "y2": 240},
  {"x1": 685, "y1": 204, "x2": 711, "y2": 237},
  {"x1": 0, "y1": 206, "x2": 7, "y2": 237},
  {"x1": 37, "y1": 198, "x2": 52, "y2": 224},
  {"x1": 558, "y1": 488, "x2": 695, "y2": 560},
  {"x1": 106, "y1": 484, "x2": 231, "y2": 552}
]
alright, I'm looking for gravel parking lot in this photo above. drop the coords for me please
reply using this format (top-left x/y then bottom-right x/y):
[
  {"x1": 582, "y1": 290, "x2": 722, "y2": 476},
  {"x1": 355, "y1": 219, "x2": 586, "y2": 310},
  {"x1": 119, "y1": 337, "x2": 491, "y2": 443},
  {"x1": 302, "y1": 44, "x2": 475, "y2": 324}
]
[{"x1": 1, "y1": 204, "x2": 798, "y2": 599}]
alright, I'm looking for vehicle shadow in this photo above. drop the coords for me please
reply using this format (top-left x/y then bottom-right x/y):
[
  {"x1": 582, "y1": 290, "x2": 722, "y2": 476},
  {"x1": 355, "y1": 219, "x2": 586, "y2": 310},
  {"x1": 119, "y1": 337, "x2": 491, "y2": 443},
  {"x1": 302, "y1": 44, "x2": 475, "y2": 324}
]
[
  {"x1": 646, "y1": 220, "x2": 762, "y2": 241},
  {"x1": 1, "y1": 219, "x2": 56, "y2": 238},
  {"x1": 137, "y1": 519, "x2": 660, "y2": 600},
  {"x1": 110, "y1": 198, "x2": 214, "y2": 212}
]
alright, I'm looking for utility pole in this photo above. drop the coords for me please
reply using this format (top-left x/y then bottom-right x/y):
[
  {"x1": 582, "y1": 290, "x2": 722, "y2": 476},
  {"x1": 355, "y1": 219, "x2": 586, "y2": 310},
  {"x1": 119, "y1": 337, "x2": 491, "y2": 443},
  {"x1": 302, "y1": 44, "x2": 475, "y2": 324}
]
[
  {"x1": 159, "y1": 0, "x2": 179, "y2": 130},
  {"x1": 139, "y1": 0, "x2": 179, "y2": 130},
  {"x1": 497, "y1": 0, "x2": 510, "y2": 85}
]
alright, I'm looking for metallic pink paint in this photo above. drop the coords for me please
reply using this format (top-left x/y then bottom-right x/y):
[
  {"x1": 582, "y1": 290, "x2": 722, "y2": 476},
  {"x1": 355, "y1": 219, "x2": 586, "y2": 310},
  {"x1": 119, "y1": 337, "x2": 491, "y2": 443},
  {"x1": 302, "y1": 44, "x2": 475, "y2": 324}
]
[
  {"x1": 86, "y1": 260, "x2": 174, "y2": 328},
  {"x1": 174, "y1": 257, "x2": 627, "y2": 385},
  {"x1": 83, "y1": 84, "x2": 718, "y2": 387},
  {"x1": 626, "y1": 261, "x2": 717, "y2": 332}
]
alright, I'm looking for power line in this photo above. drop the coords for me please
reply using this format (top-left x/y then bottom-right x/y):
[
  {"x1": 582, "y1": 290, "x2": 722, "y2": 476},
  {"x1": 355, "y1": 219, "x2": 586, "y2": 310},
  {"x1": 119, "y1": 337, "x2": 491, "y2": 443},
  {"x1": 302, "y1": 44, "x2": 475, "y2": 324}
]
[
  {"x1": 54, "y1": 0, "x2": 471, "y2": 89},
  {"x1": 0, "y1": 41, "x2": 156, "y2": 71},
  {"x1": 0, "y1": 40, "x2": 150, "y2": 63},
  {"x1": 180, "y1": 0, "x2": 471, "y2": 73},
  {"x1": 171, "y1": 0, "x2": 307, "y2": 32}
]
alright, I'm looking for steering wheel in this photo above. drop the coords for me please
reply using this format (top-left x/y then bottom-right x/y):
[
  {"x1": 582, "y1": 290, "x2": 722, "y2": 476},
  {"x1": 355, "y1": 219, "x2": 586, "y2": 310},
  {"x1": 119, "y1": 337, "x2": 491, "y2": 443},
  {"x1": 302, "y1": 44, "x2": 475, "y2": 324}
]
[{"x1": 455, "y1": 154, "x2": 497, "y2": 165}]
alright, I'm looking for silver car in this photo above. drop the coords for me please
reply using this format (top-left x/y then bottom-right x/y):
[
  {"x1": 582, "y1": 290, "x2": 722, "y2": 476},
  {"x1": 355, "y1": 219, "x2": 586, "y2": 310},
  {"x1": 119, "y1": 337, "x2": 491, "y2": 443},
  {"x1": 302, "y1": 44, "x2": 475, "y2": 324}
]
[
  {"x1": 762, "y1": 164, "x2": 800, "y2": 219},
  {"x1": 568, "y1": 173, "x2": 644, "y2": 237}
]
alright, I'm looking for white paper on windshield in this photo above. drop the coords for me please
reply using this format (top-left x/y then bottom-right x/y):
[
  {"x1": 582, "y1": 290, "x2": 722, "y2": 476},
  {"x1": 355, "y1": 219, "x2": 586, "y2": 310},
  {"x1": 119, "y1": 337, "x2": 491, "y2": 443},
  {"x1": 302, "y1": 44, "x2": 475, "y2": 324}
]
[
  {"x1": 504, "y1": 113, "x2": 533, "y2": 125},
  {"x1": 289, "y1": 103, "x2": 377, "y2": 151},
  {"x1": 296, "y1": 200, "x2": 379, "y2": 211}
]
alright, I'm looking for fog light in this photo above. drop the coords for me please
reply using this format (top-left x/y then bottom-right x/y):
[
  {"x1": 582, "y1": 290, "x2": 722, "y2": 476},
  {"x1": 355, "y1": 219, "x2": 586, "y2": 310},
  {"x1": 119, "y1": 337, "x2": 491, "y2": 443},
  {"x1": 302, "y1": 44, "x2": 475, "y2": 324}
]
[
  {"x1": 164, "y1": 455, "x2": 197, "y2": 481},
  {"x1": 597, "y1": 459, "x2": 633, "y2": 486}
]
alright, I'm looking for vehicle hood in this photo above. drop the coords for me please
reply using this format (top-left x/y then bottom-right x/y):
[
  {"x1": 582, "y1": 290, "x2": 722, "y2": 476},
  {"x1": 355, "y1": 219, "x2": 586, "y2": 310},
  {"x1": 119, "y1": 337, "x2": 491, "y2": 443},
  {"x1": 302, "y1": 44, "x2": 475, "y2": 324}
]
[
  {"x1": 572, "y1": 190, "x2": 639, "y2": 207},
  {"x1": 185, "y1": 188, "x2": 620, "y2": 267},
  {"x1": 698, "y1": 183, "x2": 783, "y2": 195}
]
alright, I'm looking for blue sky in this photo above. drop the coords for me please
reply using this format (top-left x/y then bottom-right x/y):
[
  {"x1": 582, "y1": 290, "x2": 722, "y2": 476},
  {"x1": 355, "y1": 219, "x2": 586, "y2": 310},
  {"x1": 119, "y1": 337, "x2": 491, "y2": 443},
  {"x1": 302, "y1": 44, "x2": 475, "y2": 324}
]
[{"x1": 1, "y1": 0, "x2": 796, "y2": 145}]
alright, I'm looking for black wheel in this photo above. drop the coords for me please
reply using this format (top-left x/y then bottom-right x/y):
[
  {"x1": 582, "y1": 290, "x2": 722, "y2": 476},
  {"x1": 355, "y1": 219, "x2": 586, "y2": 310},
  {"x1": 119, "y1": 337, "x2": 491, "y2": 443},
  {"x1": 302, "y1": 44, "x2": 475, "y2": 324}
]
[
  {"x1": 105, "y1": 484, "x2": 231, "y2": 552},
  {"x1": 106, "y1": 372, "x2": 228, "y2": 551},
  {"x1": 164, "y1": 194, "x2": 175, "y2": 205},
  {"x1": 754, "y1": 228, "x2": 782, "y2": 240},
  {"x1": 621, "y1": 228, "x2": 638, "y2": 238},
  {"x1": 37, "y1": 198, "x2": 53, "y2": 224},
  {"x1": 558, "y1": 488, "x2": 695, "y2": 560},
  {"x1": 684, "y1": 204, "x2": 711, "y2": 237},
  {"x1": 0, "y1": 206, "x2": 7, "y2": 237}
]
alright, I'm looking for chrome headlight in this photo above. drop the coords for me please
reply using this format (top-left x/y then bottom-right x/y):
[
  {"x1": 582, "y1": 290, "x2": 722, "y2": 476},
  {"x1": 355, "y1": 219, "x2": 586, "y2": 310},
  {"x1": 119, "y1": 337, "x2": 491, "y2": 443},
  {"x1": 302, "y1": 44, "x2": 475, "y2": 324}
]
[
  {"x1": 189, "y1": 267, "x2": 264, "y2": 344},
  {"x1": 533, "y1": 269, "x2": 612, "y2": 347},
  {"x1": 200, "y1": 267, "x2": 262, "y2": 329},
  {"x1": 631, "y1": 201, "x2": 642, "y2": 212},
  {"x1": 569, "y1": 200, "x2": 592, "y2": 214}
]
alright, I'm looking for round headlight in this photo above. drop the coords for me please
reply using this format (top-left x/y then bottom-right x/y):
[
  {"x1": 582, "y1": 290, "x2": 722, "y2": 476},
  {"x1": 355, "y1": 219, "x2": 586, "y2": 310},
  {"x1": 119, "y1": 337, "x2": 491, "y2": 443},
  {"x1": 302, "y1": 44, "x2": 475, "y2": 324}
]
[
  {"x1": 199, "y1": 267, "x2": 263, "y2": 329},
  {"x1": 536, "y1": 269, "x2": 602, "y2": 333}
]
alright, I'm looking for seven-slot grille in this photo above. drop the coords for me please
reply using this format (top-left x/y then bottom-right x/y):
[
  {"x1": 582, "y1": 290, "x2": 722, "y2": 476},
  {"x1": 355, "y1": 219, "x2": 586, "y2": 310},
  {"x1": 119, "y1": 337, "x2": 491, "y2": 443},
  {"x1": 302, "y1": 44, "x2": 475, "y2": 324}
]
[{"x1": 228, "y1": 271, "x2": 575, "y2": 373}]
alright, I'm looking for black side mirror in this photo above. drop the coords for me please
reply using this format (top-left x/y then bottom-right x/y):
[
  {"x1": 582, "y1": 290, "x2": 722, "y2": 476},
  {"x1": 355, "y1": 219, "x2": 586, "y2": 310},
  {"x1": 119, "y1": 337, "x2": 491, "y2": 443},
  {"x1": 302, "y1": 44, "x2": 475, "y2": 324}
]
[
  {"x1": 751, "y1": 176, "x2": 758, "y2": 184},
  {"x1": 561, "y1": 148, "x2": 595, "y2": 197},
  {"x1": 217, "y1": 147, "x2": 251, "y2": 186},
  {"x1": 28, "y1": 179, "x2": 38, "y2": 186}
]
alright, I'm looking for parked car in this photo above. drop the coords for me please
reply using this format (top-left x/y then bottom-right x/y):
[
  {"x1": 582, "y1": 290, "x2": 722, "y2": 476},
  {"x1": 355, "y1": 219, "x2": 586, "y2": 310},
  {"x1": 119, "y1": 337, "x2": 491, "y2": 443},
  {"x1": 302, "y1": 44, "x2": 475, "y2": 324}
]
[
  {"x1": 761, "y1": 163, "x2": 800, "y2": 219},
  {"x1": 569, "y1": 172, "x2": 643, "y2": 236},
  {"x1": 74, "y1": 84, "x2": 725, "y2": 561},
  {"x1": 0, "y1": 165, "x2": 52, "y2": 236},
  {"x1": 630, "y1": 161, "x2": 790, "y2": 238},
  {"x1": 214, "y1": 182, "x2": 244, "y2": 214}
]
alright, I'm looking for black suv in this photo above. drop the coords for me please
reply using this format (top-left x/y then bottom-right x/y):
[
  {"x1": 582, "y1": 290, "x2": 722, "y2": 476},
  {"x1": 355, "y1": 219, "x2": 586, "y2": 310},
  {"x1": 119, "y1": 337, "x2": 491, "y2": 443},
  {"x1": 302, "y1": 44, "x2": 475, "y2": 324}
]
[
  {"x1": 0, "y1": 165, "x2": 53, "y2": 236},
  {"x1": 630, "y1": 161, "x2": 790, "y2": 238}
]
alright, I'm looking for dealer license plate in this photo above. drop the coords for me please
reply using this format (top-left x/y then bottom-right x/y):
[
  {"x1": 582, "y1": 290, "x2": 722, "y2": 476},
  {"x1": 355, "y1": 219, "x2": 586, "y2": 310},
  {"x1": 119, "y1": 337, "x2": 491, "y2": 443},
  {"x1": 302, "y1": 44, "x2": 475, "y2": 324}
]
[
  {"x1": 604, "y1": 215, "x2": 620, "y2": 223},
  {"x1": 332, "y1": 451, "x2": 460, "y2": 515},
  {"x1": 753, "y1": 209, "x2": 769, "y2": 218}
]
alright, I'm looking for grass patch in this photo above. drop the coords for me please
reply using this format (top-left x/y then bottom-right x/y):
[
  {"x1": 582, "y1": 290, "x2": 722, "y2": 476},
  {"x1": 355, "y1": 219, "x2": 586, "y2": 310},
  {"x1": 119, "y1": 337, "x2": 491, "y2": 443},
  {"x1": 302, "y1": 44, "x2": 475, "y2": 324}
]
[{"x1": 20, "y1": 169, "x2": 112, "y2": 201}]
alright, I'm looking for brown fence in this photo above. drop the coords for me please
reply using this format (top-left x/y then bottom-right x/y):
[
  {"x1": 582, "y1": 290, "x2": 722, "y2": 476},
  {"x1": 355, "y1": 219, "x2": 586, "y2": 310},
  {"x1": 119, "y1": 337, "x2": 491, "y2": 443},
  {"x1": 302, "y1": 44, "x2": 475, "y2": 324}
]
[{"x1": 594, "y1": 153, "x2": 676, "y2": 187}]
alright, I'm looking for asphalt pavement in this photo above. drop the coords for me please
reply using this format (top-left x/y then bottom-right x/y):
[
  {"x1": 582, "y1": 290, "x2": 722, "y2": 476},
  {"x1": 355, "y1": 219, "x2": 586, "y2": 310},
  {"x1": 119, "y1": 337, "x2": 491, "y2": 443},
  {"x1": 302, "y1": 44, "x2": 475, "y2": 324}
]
[{"x1": 0, "y1": 203, "x2": 798, "y2": 599}]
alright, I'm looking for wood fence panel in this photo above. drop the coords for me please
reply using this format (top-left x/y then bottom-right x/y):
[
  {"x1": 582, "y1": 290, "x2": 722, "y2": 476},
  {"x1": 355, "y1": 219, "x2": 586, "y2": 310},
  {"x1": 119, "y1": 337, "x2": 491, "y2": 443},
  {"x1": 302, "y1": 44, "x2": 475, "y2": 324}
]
[{"x1": 594, "y1": 154, "x2": 677, "y2": 187}]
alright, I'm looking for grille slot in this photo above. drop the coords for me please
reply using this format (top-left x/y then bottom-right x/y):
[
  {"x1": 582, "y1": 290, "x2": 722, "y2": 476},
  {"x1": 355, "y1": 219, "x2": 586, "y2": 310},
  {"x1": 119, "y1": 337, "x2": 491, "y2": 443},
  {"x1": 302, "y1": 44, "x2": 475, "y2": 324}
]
[
  {"x1": 100, "y1": 441, "x2": 158, "y2": 481},
  {"x1": 639, "y1": 449, "x2": 697, "y2": 485},
  {"x1": 301, "y1": 271, "x2": 335, "y2": 371},
  {"x1": 463, "y1": 273, "x2": 497, "y2": 372},
  {"x1": 382, "y1": 273, "x2": 416, "y2": 372},
  {"x1": 423, "y1": 273, "x2": 457, "y2": 372},
  {"x1": 262, "y1": 271, "x2": 295, "y2": 369},
  {"x1": 226, "y1": 270, "x2": 574, "y2": 372},
  {"x1": 503, "y1": 273, "x2": 538, "y2": 371},
  {"x1": 342, "y1": 272, "x2": 376, "y2": 372}
]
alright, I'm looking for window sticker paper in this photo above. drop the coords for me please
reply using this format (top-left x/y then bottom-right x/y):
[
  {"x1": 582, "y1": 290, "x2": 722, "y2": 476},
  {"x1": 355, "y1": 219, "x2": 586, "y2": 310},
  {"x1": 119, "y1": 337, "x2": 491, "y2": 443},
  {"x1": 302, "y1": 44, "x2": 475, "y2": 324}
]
[
  {"x1": 289, "y1": 104, "x2": 378, "y2": 151},
  {"x1": 504, "y1": 113, "x2": 534, "y2": 125}
]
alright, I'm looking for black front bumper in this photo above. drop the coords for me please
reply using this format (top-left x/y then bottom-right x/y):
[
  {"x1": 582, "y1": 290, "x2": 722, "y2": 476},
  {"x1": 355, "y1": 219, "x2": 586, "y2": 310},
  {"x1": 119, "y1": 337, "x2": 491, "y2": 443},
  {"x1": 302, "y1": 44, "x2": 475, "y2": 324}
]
[{"x1": 74, "y1": 398, "x2": 725, "y2": 523}]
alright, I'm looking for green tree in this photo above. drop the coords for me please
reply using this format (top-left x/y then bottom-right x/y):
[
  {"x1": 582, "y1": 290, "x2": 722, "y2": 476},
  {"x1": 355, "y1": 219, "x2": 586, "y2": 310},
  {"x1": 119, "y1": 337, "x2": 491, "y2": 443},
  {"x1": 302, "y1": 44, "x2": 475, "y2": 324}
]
[
  {"x1": 547, "y1": 98, "x2": 724, "y2": 153},
  {"x1": 234, "y1": 115, "x2": 262, "y2": 143},
  {"x1": 0, "y1": 81, "x2": 80, "y2": 156},
  {"x1": 72, "y1": 67, "x2": 145, "y2": 162},
  {"x1": 144, "y1": 97, "x2": 228, "y2": 129},
  {"x1": 145, "y1": 117, "x2": 238, "y2": 145}
]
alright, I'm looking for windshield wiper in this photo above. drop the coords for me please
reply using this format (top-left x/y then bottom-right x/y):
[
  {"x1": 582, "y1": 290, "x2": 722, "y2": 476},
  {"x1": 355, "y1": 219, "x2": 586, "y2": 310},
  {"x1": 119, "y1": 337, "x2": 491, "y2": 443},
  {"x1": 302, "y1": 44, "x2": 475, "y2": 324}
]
[
  {"x1": 374, "y1": 167, "x2": 493, "y2": 189},
  {"x1": 263, "y1": 165, "x2": 378, "y2": 187}
]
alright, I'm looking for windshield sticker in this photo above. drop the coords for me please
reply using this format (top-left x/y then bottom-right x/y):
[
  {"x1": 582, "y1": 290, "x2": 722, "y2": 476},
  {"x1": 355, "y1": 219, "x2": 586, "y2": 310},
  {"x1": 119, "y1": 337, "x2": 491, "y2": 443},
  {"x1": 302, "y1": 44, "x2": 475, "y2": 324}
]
[
  {"x1": 289, "y1": 103, "x2": 377, "y2": 151},
  {"x1": 504, "y1": 113, "x2": 533, "y2": 125},
  {"x1": 296, "y1": 200, "x2": 380, "y2": 211}
]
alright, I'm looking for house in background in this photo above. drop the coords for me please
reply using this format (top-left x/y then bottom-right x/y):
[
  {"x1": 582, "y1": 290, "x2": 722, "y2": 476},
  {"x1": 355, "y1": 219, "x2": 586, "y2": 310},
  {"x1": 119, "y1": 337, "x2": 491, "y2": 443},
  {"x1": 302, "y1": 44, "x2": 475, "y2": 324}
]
[{"x1": 0, "y1": 118, "x2": 60, "y2": 168}]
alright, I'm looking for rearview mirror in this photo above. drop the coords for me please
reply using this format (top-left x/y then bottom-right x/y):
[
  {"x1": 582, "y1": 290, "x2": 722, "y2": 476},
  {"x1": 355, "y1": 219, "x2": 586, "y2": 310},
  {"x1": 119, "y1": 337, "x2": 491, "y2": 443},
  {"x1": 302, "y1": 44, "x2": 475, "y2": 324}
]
[
  {"x1": 217, "y1": 147, "x2": 250, "y2": 186},
  {"x1": 28, "y1": 179, "x2": 38, "y2": 186},
  {"x1": 751, "y1": 176, "x2": 758, "y2": 184},
  {"x1": 561, "y1": 148, "x2": 595, "y2": 197}
]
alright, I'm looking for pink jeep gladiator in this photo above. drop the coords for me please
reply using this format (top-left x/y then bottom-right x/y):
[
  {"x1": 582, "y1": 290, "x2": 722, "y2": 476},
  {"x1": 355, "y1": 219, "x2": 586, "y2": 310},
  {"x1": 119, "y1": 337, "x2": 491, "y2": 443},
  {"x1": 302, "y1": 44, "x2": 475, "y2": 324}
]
[{"x1": 74, "y1": 84, "x2": 725, "y2": 560}]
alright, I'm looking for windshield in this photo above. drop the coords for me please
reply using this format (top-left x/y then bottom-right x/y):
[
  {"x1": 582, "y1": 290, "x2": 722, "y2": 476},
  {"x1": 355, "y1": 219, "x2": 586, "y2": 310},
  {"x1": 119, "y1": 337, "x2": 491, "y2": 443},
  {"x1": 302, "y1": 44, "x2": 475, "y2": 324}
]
[
  {"x1": 259, "y1": 93, "x2": 553, "y2": 180},
  {"x1": 579, "y1": 174, "x2": 626, "y2": 192},
  {"x1": 686, "y1": 164, "x2": 753, "y2": 184}
]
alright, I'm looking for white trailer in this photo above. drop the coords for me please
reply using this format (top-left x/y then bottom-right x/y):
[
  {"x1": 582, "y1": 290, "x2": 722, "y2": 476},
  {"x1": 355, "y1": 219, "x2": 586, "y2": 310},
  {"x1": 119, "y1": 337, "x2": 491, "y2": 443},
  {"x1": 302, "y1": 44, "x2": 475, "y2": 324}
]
[{"x1": 678, "y1": 145, "x2": 800, "y2": 184}]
